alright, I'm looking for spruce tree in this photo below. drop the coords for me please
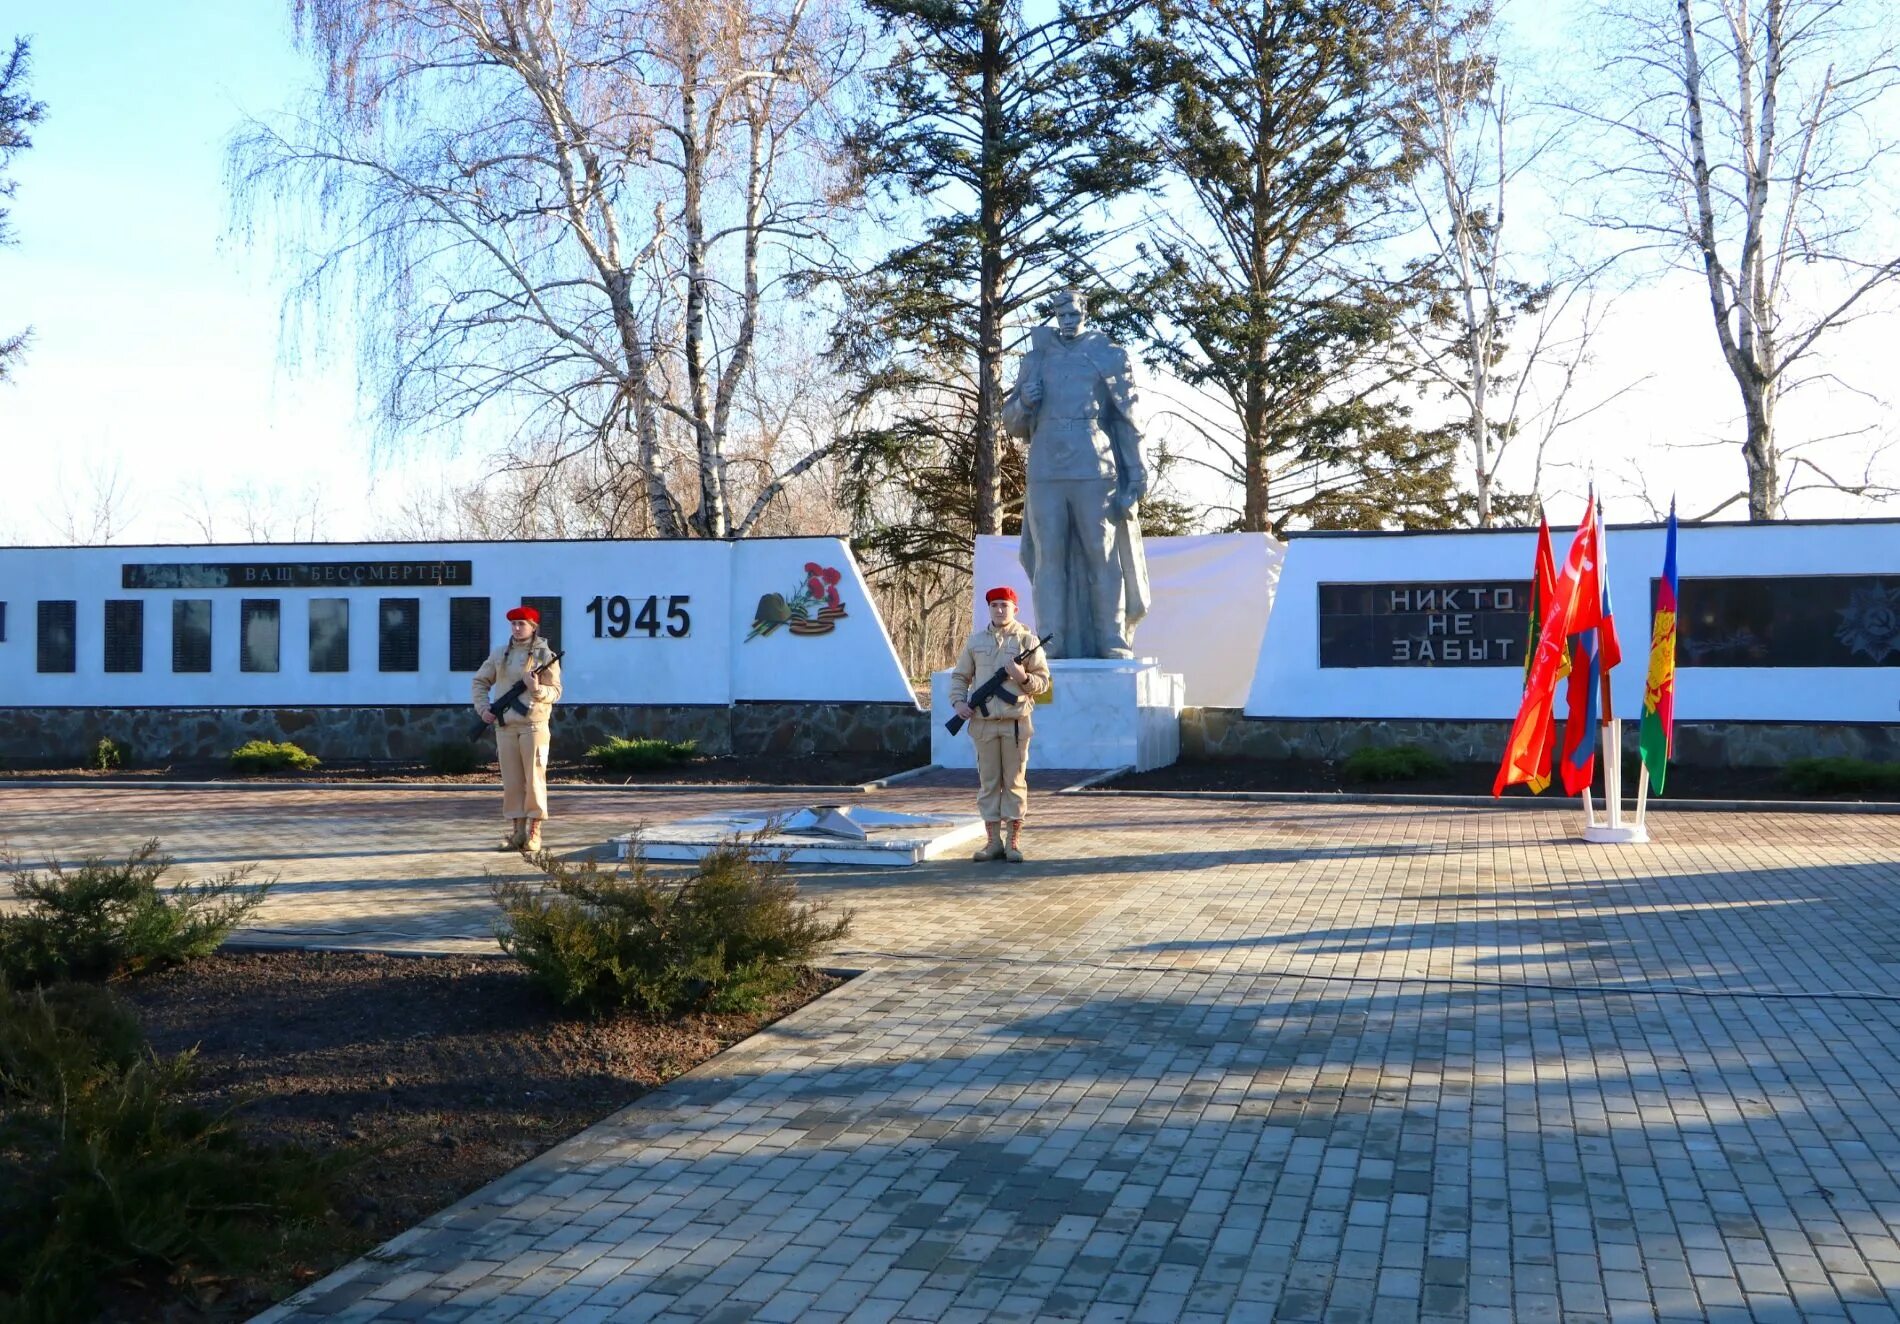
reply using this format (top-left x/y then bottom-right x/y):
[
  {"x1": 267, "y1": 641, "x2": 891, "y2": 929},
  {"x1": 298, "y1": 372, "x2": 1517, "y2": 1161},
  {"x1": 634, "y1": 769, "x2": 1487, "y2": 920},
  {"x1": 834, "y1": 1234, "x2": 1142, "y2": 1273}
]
[
  {"x1": 841, "y1": 0, "x2": 1156, "y2": 547},
  {"x1": 1125, "y1": 0, "x2": 1465, "y2": 533}
]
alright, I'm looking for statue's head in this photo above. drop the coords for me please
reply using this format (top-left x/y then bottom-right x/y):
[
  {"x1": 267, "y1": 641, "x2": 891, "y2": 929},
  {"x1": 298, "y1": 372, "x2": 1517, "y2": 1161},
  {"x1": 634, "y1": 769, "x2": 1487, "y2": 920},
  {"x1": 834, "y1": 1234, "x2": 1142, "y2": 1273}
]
[{"x1": 1052, "y1": 288, "x2": 1088, "y2": 340}]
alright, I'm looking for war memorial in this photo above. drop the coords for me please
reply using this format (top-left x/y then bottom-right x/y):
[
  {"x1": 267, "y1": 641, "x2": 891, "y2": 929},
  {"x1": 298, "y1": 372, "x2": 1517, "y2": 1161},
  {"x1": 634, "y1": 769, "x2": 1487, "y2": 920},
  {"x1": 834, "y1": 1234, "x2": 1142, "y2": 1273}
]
[{"x1": 1, "y1": 293, "x2": 1899, "y2": 1324}]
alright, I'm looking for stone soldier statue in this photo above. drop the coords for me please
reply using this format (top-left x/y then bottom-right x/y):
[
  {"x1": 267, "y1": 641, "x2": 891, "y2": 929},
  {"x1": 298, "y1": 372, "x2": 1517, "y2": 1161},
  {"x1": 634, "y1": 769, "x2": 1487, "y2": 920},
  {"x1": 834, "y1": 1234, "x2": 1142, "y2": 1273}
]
[{"x1": 1002, "y1": 288, "x2": 1151, "y2": 659}]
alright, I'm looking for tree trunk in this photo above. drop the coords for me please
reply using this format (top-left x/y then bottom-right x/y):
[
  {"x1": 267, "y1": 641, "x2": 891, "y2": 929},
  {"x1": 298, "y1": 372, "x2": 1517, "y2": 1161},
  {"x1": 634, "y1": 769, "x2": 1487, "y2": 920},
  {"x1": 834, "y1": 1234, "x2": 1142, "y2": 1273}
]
[
  {"x1": 1743, "y1": 381, "x2": 1779, "y2": 520},
  {"x1": 1679, "y1": 0, "x2": 1785, "y2": 523},
  {"x1": 973, "y1": 9, "x2": 1005, "y2": 537},
  {"x1": 606, "y1": 270, "x2": 684, "y2": 539},
  {"x1": 1242, "y1": 378, "x2": 1270, "y2": 533},
  {"x1": 680, "y1": 36, "x2": 728, "y2": 538},
  {"x1": 1458, "y1": 232, "x2": 1492, "y2": 526},
  {"x1": 1242, "y1": 112, "x2": 1271, "y2": 533}
]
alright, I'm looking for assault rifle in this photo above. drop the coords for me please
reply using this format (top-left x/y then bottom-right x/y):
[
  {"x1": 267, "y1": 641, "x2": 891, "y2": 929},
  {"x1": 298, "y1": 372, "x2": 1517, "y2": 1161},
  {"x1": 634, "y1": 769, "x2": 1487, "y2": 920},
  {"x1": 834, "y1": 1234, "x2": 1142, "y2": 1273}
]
[
  {"x1": 944, "y1": 633, "x2": 1053, "y2": 736},
  {"x1": 472, "y1": 650, "x2": 565, "y2": 741}
]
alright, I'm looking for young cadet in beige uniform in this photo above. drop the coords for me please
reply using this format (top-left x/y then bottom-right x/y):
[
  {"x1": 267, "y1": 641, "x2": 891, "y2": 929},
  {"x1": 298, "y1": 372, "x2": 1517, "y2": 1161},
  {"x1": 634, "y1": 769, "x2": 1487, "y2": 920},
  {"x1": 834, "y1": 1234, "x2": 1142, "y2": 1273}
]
[
  {"x1": 950, "y1": 586, "x2": 1051, "y2": 862},
  {"x1": 472, "y1": 605, "x2": 563, "y2": 853}
]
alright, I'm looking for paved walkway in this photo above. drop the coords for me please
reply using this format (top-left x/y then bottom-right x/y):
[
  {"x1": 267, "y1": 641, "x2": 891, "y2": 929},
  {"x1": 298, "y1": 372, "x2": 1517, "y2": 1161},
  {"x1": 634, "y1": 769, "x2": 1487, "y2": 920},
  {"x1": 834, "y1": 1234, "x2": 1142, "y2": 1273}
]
[{"x1": 6, "y1": 780, "x2": 1900, "y2": 1322}]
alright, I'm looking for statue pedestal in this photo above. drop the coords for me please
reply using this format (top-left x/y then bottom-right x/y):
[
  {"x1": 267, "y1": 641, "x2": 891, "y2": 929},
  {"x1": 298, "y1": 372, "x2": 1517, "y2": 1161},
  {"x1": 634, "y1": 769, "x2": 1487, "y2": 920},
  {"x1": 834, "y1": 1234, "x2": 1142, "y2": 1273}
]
[{"x1": 930, "y1": 658, "x2": 1185, "y2": 772}]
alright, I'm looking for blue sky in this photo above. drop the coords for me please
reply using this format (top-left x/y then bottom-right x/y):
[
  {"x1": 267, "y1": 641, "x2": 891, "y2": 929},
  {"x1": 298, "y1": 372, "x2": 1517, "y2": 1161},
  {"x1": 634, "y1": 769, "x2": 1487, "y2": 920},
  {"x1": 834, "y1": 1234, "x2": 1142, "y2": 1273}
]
[{"x1": 1, "y1": 1, "x2": 369, "y2": 544}]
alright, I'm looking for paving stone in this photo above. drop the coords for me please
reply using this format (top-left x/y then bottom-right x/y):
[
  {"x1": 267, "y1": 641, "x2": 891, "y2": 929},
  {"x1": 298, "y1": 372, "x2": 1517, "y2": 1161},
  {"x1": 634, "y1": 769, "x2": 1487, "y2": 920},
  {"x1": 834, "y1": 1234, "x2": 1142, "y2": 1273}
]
[{"x1": 33, "y1": 786, "x2": 1900, "y2": 1324}]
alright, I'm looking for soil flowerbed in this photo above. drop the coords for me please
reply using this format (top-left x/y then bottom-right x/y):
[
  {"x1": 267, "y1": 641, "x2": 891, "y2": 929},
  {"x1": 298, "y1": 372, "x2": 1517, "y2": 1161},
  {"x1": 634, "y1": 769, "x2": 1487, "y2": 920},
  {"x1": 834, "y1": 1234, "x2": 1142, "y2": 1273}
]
[
  {"x1": 94, "y1": 950, "x2": 843, "y2": 1321},
  {"x1": 1103, "y1": 758, "x2": 1900, "y2": 803},
  {"x1": 0, "y1": 752, "x2": 913, "y2": 787}
]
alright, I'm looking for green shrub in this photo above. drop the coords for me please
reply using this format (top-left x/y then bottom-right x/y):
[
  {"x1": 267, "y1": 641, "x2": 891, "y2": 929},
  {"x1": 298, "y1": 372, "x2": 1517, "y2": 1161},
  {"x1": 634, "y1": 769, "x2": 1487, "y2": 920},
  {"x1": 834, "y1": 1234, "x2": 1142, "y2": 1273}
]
[
  {"x1": 425, "y1": 740, "x2": 482, "y2": 775},
  {"x1": 228, "y1": 740, "x2": 320, "y2": 774},
  {"x1": 89, "y1": 737, "x2": 127, "y2": 772},
  {"x1": 0, "y1": 981, "x2": 335, "y2": 1323},
  {"x1": 0, "y1": 840, "x2": 271, "y2": 987},
  {"x1": 0, "y1": 981, "x2": 145, "y2": 1101},
  {"x1": 585, "y1": 736, "x2": 697, "y2": 773},
  {"x1": 1782, "y1": 757, "x2": 1900, "y2": 795},
  {"x1": 1342, "y1": 746, "x2": 1450, "y2": 783},
  {"x1": 494, "y1": 840, "x2": 851, "y2": 1018}
]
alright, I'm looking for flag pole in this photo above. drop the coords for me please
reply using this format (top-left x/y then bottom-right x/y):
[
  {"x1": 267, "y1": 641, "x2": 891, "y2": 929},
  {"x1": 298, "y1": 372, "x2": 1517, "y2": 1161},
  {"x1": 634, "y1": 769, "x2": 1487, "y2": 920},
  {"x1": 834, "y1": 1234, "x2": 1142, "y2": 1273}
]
[
  {"x1": 1579, "y1": 495, "x2": 1646, "y2": 844},
  {"x1": 1597, "y1": 499, "x2": 1620, "y2": 831}
]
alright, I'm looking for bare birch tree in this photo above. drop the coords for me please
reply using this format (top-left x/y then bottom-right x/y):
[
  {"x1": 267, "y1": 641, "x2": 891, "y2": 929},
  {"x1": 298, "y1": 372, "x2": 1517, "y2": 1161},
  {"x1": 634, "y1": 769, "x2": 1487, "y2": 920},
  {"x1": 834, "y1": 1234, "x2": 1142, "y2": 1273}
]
[
  {"x1": 233, "y1": 0, "x2": 862, "y2": 538},
  {"x1": 51, "y1": 457, "x2": 140, "y2": 546},
  {"x1": 1576, "y1": 0, "x2": 1900, "y2": 520},
  {"x1": 1393, "y1": 0, "x2": 1641, "y2": 526}
]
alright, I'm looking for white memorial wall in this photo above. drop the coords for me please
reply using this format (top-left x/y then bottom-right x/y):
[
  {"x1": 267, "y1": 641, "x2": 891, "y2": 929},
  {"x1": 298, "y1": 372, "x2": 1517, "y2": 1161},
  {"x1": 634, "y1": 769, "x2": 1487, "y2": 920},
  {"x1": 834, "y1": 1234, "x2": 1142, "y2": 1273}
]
[
  {"x1": 1247, "y1": 517, "x2": 1900, "y2": 723},
  {"x1": 0, "y1": 537, "x2": 916, "y2": 708}
]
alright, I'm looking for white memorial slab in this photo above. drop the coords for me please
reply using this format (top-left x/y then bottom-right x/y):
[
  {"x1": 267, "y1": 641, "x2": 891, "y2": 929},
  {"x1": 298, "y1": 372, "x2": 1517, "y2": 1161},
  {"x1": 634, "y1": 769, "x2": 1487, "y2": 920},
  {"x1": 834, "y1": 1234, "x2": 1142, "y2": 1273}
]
[
  {"x1": 616, "y1": 805, "x2": 987, "y2": 868},
  {"x1": 930, "y1": 658, "x2": 1184, "y2": 772}
]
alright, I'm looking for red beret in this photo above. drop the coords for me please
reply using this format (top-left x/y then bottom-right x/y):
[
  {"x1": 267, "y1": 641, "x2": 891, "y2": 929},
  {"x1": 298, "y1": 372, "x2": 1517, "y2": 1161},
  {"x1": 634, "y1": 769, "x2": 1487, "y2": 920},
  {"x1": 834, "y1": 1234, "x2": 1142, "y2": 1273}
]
[
  {"x1": 984, "y1": 586, "x2": 1017, "y2": 604},
  {"x1": 505, "y1": 605, "x2": 540, "y2": 624}
]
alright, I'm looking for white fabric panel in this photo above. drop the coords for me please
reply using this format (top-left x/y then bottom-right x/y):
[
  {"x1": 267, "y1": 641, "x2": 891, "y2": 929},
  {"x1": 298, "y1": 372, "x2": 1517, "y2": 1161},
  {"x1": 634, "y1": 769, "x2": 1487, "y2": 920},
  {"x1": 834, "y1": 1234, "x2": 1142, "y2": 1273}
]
[{"x1": 973, "y1": 533, "x2": 1284, "y2": 708}]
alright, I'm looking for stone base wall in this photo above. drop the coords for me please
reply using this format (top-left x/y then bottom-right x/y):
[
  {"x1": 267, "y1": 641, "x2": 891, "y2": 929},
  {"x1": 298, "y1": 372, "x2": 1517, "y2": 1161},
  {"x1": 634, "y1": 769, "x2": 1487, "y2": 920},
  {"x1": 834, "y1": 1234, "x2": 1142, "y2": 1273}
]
[
  {"x1": 13, "y1": 703, "x2": 1889, "y2": 771},
  {"x1": 0, "y1": 702, "x2": 928, "y2": 766},
  {"x1": 1179, "y1": 709, "x2": 1900, "y2": 769}
]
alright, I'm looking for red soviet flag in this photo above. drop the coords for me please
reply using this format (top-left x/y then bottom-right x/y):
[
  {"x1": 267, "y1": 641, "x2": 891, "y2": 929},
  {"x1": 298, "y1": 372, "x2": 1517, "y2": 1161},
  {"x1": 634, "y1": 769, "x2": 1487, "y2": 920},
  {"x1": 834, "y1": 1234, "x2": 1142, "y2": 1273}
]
[{"x1": 1493, "y1": 504, "x2": 1601, "y2": 796}]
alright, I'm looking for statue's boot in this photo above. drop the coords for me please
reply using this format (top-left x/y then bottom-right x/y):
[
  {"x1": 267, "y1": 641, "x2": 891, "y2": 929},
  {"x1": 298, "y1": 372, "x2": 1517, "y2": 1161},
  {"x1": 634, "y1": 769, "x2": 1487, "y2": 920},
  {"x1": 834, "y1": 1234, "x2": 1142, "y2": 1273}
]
[
  {"x1": 1004, "y1": 820, "x2": 1025, "y2": 863},
  {"x1": 497, "y1": 818, "x2": 527, "y2": 851}
]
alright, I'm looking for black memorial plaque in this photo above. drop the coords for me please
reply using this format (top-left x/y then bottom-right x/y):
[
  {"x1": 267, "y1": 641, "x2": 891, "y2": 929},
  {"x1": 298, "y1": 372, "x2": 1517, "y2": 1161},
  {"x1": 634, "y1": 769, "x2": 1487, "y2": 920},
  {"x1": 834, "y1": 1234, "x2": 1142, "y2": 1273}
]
[
  {"x1": 123, "y1": 560, "x2": 473, "y2": 590},
  {"x1": 172, "y1": 600, "x2": 212, "y2": 673},
  {"x1": 103, "y1": 600, "x2": 144, "y2": 674},
  {"x1": 379, "y1": 598, "x2": 421, "y2": 672},
  {"x1": 309, "y1": 599, "x2": 350, "y2": 673},
  {"x1": 449, "y1": 597, "x2": 491, "y2": 671},
  {"x1": 1669, "y1": 574, "x2": 1900, "y2": 667},
  {"x1": 38, "y1": 600, "x2": 76, "y2": 674},
  {"x1": 1320, "y1": 580, "x2": 1530, "y2": 668},
  {"x1": 241, "y1": 600, "x2": 281, "y2": 673}
]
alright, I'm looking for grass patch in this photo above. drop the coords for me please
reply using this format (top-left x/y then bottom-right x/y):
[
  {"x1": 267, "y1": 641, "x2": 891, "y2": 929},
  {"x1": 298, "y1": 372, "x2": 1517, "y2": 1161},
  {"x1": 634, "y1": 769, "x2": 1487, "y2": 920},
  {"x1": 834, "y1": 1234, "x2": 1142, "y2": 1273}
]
[
  {"x1": 1781, "y1": 757, "x2": 1900, "y2": 796},
  {"x1": 495, "y1": 840, "x2": 851, "y2": 1019},
  {"x1": 0, "y1": 980, "x2": 336, "y2": 1323},
  {"x1": 0, "y1": 840, "x2": 271, "y2": 987},
  {"x1": 585, "y1": 736, "x2": 698, "y2": 773},
  {"x1": 1341, "y1": 746, "x2": 1450, "y2": 783},
  {"x1": 229, "y1": 740, "x2": 321, "y2": 774}
]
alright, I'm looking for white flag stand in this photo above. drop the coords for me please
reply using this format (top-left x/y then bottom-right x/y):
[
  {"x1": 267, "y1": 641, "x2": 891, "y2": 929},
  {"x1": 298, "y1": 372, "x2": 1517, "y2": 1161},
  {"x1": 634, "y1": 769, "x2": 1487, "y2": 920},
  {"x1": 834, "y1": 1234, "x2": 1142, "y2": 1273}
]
[{"x1": 1581, "y1": 718, "x2": 1648, "y2": 843}]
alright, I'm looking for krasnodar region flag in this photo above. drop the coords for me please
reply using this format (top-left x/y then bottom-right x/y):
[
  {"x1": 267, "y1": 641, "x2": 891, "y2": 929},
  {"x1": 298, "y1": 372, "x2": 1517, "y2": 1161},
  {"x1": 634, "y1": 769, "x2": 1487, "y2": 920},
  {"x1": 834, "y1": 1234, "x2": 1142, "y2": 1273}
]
[{"x1": 1639, "y1": 500, "x2": 1680, "y2": 793}]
